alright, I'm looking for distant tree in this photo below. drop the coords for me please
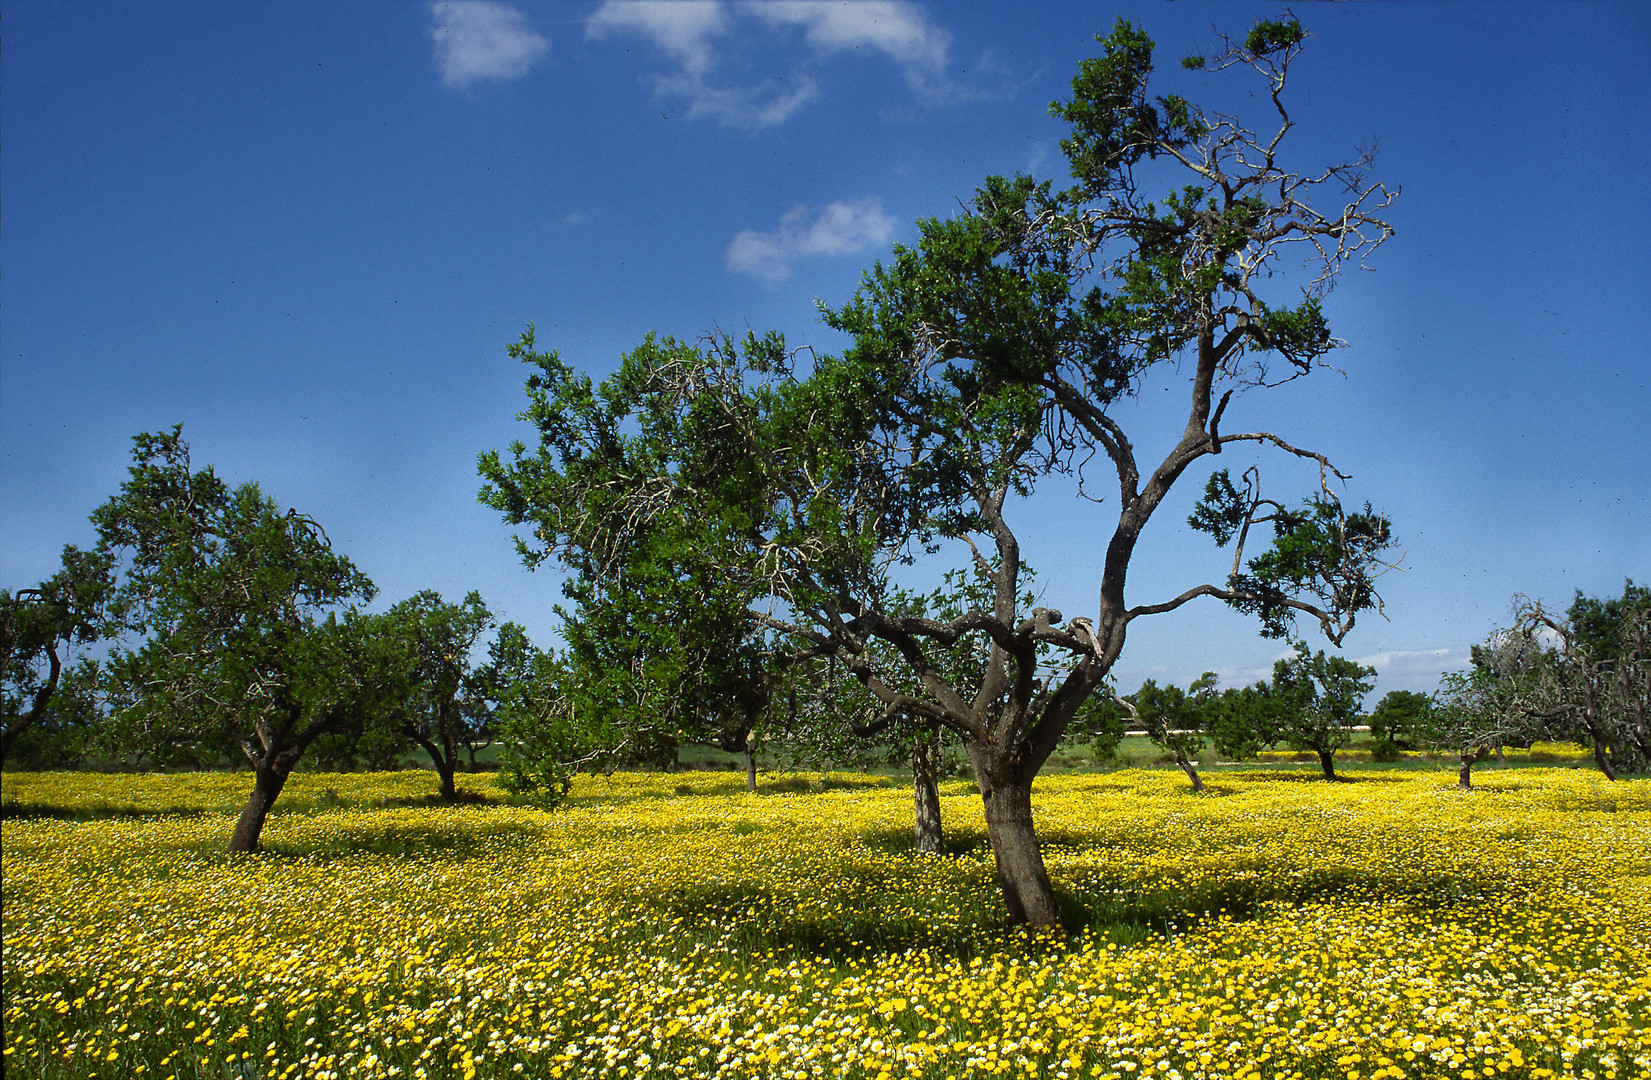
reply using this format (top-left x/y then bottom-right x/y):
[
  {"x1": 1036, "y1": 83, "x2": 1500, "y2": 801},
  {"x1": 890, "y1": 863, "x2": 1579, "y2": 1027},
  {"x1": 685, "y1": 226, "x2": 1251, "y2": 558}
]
[
  {"x1": 479, "y1": 16, "x2": 1398, "y2": 926},
  {"x1": 1509, "y1": 584, "x2": 1650, "y2": 779},
  {"x1": 493, "y1": 644, "x2": 620, "y2": 806},
  {"x1": 1430, "y1": 629, "x2": 1549, "y2": 789},
  {"x1": 1272, "y1": 644, "x2": 1377, "y2": 781},
  {"x1": 380, "y1": 590, "x2": 496, "y2": 800},
  {"x1": 1, "y1": 546, "x2": 113, "y2": 767},
  {"x1": 1119, "y1": 677, "x2": 1207, "y2": 792},
  {"x1": 1204, "y1": 681, "x2": 1282, "y2": 762},
  {"x1": 1367, "y1": 689, "x2": 1433, "y2": 761},
  {"x1": 92, "y1": 427, "x2": 380, "y2": 851}
]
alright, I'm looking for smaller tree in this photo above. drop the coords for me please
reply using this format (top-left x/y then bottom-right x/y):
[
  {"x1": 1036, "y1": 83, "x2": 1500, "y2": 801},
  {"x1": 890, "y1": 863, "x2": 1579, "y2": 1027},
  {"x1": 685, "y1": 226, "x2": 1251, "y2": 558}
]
[
  {"x1": 1367, "y1": 689, "x2": 1433, "y2": 761},
  {"x1": 1510, "y1": 584, "x2": 1649, "y2": 779},
  {"x1": 1430, "y1": 629, "x2": 1548, "y2": 789},
  {"x1": 1272, "y1": 643, "x2": 1376, "y2": 781},
  {"x1": 493, "y1": 644, "x2": 617, "y2": 806},
  {"x1": 93, "y1": 428, "x2": 380, "y2": 851},
  {"x1": 1, "y1": 546, "x2": 113, "y2": 767},
  {"x1": 1121, "y1": 677, "x2": 1207, "y2": 792},
  {"x1": 380, "y1": 590, "x2": 496, "y2": 800},
  {"x1": 1203, "y1": 682, "x2": 1282, "y2": 762}
]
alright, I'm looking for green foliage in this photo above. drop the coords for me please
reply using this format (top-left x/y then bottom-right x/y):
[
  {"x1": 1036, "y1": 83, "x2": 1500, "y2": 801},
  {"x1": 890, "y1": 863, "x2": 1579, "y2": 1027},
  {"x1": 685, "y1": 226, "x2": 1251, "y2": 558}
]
[
  {"x1": 90, "y1": 427, "x2": 379, "y2": 775},
  {"x1": 1244, "y1": 18, "x2": 1306, "y2": 58},
  {"x1": 479, "y1": 14, "x2": 1396, "y2": 923},
  {"x1": 1129, "y1": 677, "x2": 1205, "y2": 764},
  {"x1": 1191, "y1": 469, "x2": 1395, "y2": 643},
  {"x1": 1272, "y1": 643, "x2": 1377, "y2": 776},
  {"x1": 1204, "y1": 682, "x2": 1284, "y2": 762},
  {"x1": 493, "y1": 647, "x2": 607, "y2": 807},
  {"x1": 1368, "y1": 690, "x2": 1433, "y2": 757},
  {"x1": 1069, "y1": 691, "x2": 1128, "y2": 764},
  {"x1": 386, "y1": 592, "x2": 493, "y2": 768},
  {"x1": 2, "y1": 545, "x2": 115, "y2": 766},
  {"x1": 1567, "y1": 579, "x2": 1650, "y2": 667}
]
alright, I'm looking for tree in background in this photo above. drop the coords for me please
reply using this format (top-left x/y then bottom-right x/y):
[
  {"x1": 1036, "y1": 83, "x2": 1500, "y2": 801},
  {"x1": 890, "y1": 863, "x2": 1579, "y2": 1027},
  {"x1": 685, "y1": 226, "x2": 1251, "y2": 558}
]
[
  {"x1": 1272, "y1": 644, "x2": 1377, "y2": 781},
  {"x1": 380, "y1": 590, "x2": 496, "y2": 800},
  {"x1": 1, "y1": 546, "x2": 113, "y2": 767},
  {"x1": 1118, "y1": 677, "x2": 1207, "y2": 792},
  {"x1": 1509, "y1": 583, "x2": 1649, "y2": 779},
  {"x1": 1366, "y1": 690, "x2": 1433, "y2": 761},
  {"x1": 1203, "y1": 681, "x2": 1283, "y2": 763},
  {"x1": 92, "y1": 427, "x2": 381, "y2": 851},
  {"x1": 1431, "y1": 628, "x2": 1550, "y2": 789},
  {"x1": 480, "y1": 16, "x2": 1398, "y2": 926}
]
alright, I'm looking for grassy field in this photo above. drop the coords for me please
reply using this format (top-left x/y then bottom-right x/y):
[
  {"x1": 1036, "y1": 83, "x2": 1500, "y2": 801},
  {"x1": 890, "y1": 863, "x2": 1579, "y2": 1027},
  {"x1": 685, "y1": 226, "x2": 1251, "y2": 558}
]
[{"x1": 3, "y1": 767, "x2": 1648, "y2": 1080}]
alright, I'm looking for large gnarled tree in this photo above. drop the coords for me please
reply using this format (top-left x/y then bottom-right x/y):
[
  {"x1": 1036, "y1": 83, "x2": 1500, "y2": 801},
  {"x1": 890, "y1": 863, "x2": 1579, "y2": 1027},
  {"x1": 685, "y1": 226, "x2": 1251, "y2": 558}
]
[{"x1": 481, "y1": 17, "x2": 1398, "y2": 925}]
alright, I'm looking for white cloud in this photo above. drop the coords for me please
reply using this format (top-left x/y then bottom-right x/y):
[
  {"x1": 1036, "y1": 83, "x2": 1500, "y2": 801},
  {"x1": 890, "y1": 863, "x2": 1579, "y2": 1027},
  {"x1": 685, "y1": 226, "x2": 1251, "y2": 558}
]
[
  {"x1": 742, "y1": 1, "x2": 950, "y2": 93},
  {"x1": 430, "y1": 2, "x2": 549, "y2": 89},
  {"x1": 1354, "y1": 646, "x2": 1475, "y2": 694},
  {"x1": 727, "y1": 198, "x2": 895, "y2": 282},
  {"x1": 585, "y1": 0, "x2": 727, "y2": 77},
  {"x1": 585, "y1": 0, "x2": 954, "y2": 127},
  {"x1": 656, "y1": 70, "x2": 820, "y2": 127}
]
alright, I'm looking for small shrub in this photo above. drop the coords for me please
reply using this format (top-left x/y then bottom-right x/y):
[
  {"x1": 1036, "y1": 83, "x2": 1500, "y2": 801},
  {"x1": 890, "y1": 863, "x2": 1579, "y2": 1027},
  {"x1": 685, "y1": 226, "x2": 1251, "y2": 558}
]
[{"x1": 1369, "y1": 738, "x2": 1403, "y2": 763}]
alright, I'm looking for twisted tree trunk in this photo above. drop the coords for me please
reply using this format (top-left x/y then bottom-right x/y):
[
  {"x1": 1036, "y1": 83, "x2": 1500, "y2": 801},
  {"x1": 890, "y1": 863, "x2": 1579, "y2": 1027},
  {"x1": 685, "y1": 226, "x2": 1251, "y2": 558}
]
[
  {"x1": 1174, "y1": 748, "x2": 1206, "y2": 793},
  {"x1": 229, "y1": 758, "x2": 291, "y2": 853},
  {"x1": 1458, "y1": 745, "x2": 1488, "y2": 790},
  {"x1": 970, "y1": 743, "x2": 1059, "y2": 926}
]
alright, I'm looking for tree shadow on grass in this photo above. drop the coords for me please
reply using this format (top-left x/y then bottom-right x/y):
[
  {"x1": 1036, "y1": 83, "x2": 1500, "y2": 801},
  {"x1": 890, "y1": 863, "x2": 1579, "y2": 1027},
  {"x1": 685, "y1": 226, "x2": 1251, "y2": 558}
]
[{"x1": 1, "y1": 801, "x2": 215, "y2": 822}]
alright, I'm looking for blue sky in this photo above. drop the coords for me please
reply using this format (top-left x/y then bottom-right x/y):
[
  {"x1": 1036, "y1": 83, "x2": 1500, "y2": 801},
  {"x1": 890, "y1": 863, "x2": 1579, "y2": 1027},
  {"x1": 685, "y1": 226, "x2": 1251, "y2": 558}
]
[{"x1": 3, "y1": 1, "x2": 1647, "y2": 701}]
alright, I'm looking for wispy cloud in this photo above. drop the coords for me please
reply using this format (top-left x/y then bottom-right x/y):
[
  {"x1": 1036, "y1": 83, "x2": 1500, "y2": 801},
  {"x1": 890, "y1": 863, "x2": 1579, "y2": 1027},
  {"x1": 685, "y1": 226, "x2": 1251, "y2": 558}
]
[
  {"x1": 585, "y1": 0, "x2": 955, "y2": 127},
  {"x1": 744, "y1": 1, "x2": 950, "y2": 94},
  {"x1": 430, "y1": 2, "x2": 549, "y2": 90},
  {"x1": 727, "y1": 198, "x2": 895, "y2": 282},
  {"x1": 1354, "y1": 646, "x2": 1474, "y2": 694},
  {"x1": 585, "y1": 0, "x2": 726, "y2": 77}
]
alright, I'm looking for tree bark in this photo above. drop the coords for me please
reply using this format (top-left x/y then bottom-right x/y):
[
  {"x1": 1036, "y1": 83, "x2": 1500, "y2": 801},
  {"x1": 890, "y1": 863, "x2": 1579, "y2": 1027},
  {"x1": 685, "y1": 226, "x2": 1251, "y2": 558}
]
[
  {"x1": 1174, "y1": 749, "x2": 1205, "y2": 793},
  {"x1": 228, "y1": 762, "x2": 290, "y2": 853},
  {"x1": 408, "y1": 729, "x2": 459, "y2": 800},
  {"x1": 1316, "y1": 747, "x2": 1339, "y2": 782},
  {"x1": 1592, "y1": 734, "x2": 1618, "y2": 781},
  {"x1": 971, "y1": 746, "x2": 1060, "y2": 927},
  {"x1": 744, "y1": 741, "x2": 758, "y2": 793},
  {"x1": 1458, "y1": 746, "x2": 1487, "y2": 790},
  {"x1": 912, "y1": 737, "x2": 942, "y2": 854}
]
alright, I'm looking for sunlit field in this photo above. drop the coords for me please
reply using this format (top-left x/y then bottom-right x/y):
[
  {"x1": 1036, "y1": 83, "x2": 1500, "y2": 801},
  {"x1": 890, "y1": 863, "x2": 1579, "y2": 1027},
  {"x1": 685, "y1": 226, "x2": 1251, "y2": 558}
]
[{"x1": 3, "y1": 768, "x2": 1648, "y2": 1080}]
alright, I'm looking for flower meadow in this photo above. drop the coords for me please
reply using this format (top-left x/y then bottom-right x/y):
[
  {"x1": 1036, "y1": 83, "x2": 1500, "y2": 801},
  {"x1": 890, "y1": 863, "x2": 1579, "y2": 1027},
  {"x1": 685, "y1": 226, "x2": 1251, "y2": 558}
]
[{"x1": 3, "y1": 768, "x2": 1648, "y2": 1080}]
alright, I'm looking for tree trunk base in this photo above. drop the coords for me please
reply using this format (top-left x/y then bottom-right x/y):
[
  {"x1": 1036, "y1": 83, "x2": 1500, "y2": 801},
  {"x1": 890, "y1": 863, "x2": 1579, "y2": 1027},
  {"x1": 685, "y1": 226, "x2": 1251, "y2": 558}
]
[
  {"x1": 913, "y1": 738, "x2": 942, "y2": 854},
  {"x1": 1175, "y1": 752, "x2": 1205, "y2": 793},
  {"x1": 229, "y1": 765, "x2": 290, "y2": 853},
  {"x1": 975, "y1": 768, "x2": 1061, "y2": 928}
]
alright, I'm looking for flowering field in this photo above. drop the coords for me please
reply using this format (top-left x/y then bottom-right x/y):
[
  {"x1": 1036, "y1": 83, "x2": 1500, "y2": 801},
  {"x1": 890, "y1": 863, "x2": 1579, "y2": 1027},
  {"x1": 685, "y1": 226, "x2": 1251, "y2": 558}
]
[{"x1": 3, "y1": 768, "x2": 1648, "y2": 1080}]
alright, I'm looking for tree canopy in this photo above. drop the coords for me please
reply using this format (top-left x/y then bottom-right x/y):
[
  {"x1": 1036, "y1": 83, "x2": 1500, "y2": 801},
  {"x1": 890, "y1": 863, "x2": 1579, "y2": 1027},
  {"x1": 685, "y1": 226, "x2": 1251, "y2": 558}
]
[
  {"x1": 480, "y1": 16, "x2": 1398, "y2": 926},
  {"x1": 92, "y1": 426, "x2": 381, "y2": 850}
]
